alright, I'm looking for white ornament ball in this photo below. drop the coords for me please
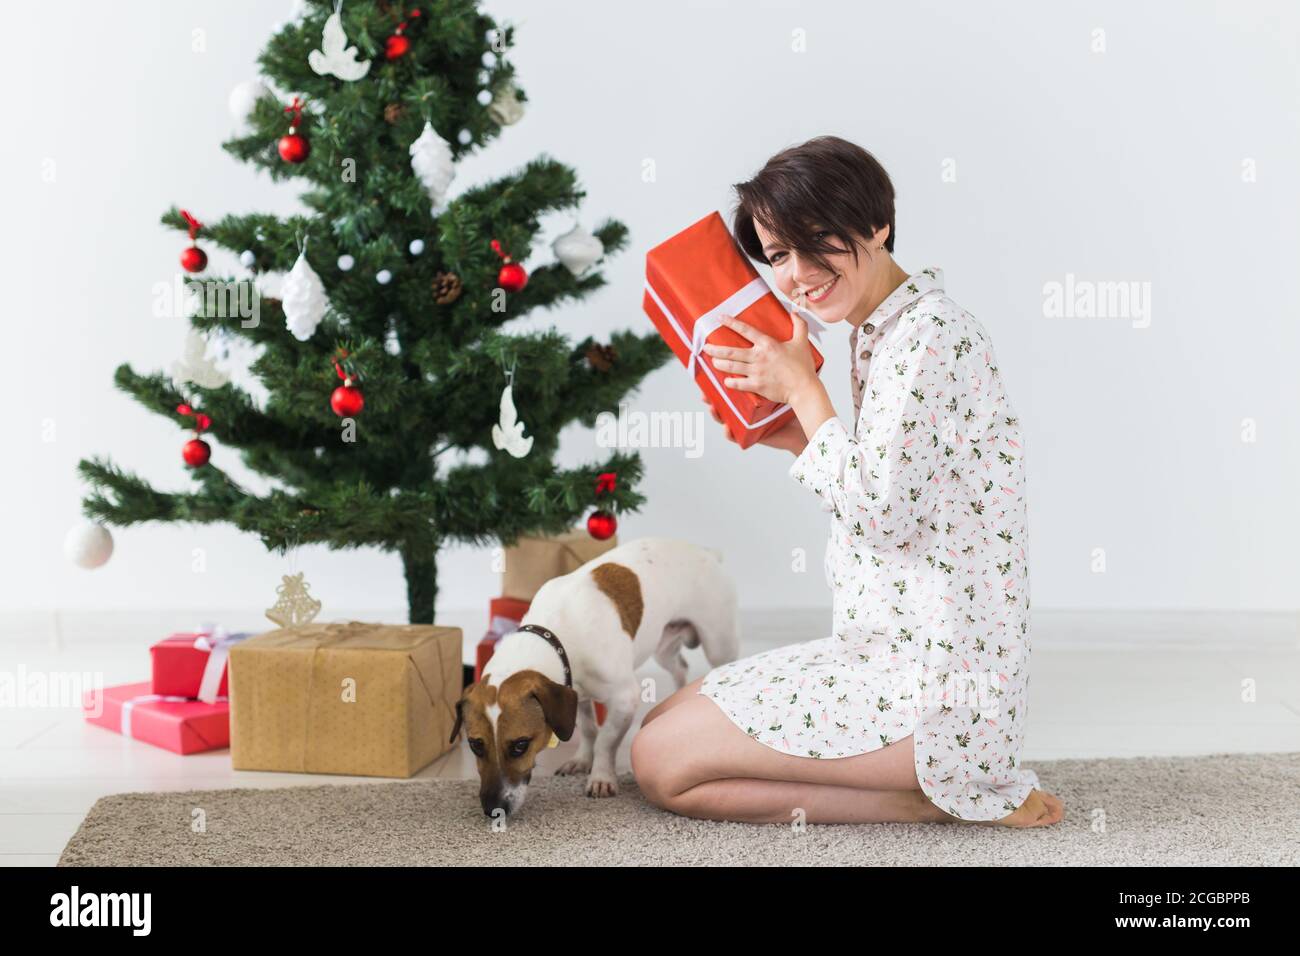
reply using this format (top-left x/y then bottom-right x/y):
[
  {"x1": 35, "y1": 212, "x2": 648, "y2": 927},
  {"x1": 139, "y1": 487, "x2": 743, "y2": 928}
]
[
  {"x1": 65, "y1": 522, "x2": 114, "y2": 570},
  {"x1": 478, "y1": 69, "x2": 492, "y2": 86},
  {"x1": 457, "y1": 129, "x2": 472, "y2": 145},
  {"x1": 476, "y1": 89, "x2": 493, "y2": 106},
  {"x1": 480, "y1": 51, "x2": 496, "y2": 69},
  {"x1": 239, "y1": 250, "x2": 256, "y2": 267},
  {"x1": 228, "y1": 79, "x2": 269, "y2": 124},
  {"x1": 337, "y1": 254, "x2": 355, "y2": 271},
  {"x1": 552, "y1": 221, "x2": 605, "y2": 277},
  {"x1": 408, "y1": 239, "x2": 425, "y2": 255},
  {"x1": 376, "y1": 269, "x2": 392, "y2": 285}
]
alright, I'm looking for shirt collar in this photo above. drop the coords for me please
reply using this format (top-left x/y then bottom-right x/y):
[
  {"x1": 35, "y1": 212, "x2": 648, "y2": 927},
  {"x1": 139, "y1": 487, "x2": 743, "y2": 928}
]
[{"x1": 850, "y1": 266, "x2": 945, "y2": 351}]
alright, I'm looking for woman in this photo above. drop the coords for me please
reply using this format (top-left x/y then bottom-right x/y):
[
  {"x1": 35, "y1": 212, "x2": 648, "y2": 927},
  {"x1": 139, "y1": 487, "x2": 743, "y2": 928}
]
[{"x1": 629, "y1": 136, "x2": 1064, "y2": 828}]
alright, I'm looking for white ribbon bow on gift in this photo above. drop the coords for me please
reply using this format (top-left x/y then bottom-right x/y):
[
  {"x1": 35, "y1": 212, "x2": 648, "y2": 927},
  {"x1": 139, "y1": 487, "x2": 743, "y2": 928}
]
[
  {"x1": 646, "y1": 275, "x2": 827, "y2": 432},
  {"x1": 192, "y1": 624, "x2": 254, "y2": 703},
  {"x1": 488, "y1": 615, "x2": 522, "y2": 639}
]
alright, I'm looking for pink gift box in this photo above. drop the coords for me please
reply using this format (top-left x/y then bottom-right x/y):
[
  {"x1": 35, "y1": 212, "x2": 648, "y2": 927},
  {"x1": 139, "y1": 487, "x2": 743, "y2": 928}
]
[
  {"x1": 83, "y1": 681, "x2": 230, "y2": 754},
  {"x1": 150, "y1": 627, "x2": 253, "y2": 700}
]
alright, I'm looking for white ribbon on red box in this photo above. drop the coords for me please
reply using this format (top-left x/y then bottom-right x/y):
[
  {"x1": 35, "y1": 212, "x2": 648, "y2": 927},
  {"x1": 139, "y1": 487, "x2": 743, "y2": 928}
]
[
  {"x1": 644, "y1": 275, "x2": 826, "y2": 432},
  {"x1": 120, "y1": 692, "x2": 227, "y2": 739},
  {"x1": 193, "y1": 624, "x2": 254, "y2": 704},
  {"x1": 488, "y1": 615, "x2": 522, "y2": 642}
]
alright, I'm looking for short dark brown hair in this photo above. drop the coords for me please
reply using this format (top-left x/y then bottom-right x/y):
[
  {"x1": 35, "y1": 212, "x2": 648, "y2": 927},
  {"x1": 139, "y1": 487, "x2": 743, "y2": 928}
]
[{"x1": 731, "y1": 136, "x2": 896, "y2": 277}]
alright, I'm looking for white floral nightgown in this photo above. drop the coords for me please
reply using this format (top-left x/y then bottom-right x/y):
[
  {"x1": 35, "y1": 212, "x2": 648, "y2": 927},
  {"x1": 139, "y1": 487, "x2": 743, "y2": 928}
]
[{"x1": 699, "y1": 267, "x2": 1041, "y2": 821}]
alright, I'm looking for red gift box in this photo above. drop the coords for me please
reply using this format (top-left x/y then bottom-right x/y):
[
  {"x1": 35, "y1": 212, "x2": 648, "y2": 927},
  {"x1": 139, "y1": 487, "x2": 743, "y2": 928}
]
[
  {"x1": 475, "y1": 597, "x2": 605, "y2": 724},
  {"x1": 475, "y1": 598, "x2": 531, "y2": 682},
  {"x1": 150, "y1": 627, "x2": 253, "y2": 700},
  {"x1": 490, "y1": 596, "x2": 531, "y2": 622},
  {"x1": 643, "y1": 210, "x2": 826, "y2": 448},
  {"x1": 83, "y1": 681, "x2": 230, "y2": 754}
]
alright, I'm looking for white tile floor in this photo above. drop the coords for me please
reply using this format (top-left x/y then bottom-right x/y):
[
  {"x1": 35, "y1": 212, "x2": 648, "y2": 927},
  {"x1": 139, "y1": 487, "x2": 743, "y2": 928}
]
[{"x1": 1, "y1": 608, "x2": 1296, "y2": 865}]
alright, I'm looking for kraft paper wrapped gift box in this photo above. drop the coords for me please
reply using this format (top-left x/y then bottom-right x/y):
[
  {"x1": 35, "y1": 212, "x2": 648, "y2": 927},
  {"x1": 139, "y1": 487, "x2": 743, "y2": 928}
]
[
  {"x1": 228, "y1": 621, "x2": 461, "y2": 778},
  {"x1": 643, "y1": 210, "x2": 825, "y2": 448},
  {"x1": 501, "y1": 528, "x2": 618, "y2": 602}
]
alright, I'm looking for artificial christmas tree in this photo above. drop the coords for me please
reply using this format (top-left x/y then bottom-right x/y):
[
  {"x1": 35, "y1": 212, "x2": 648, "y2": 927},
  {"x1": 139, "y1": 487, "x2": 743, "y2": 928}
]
[{"x1": 77, "y1": 0, "x2": 671, "y2": 624}]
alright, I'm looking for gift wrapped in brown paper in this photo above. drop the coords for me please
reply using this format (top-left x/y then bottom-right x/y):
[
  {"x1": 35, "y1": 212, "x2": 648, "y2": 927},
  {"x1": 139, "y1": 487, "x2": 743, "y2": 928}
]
[
  {"x1": 229, "y1": 620, "x2": 462, "y2": 778},
  {"x1": 500, "y1": 528, "x2": 619, "y2": 601}
]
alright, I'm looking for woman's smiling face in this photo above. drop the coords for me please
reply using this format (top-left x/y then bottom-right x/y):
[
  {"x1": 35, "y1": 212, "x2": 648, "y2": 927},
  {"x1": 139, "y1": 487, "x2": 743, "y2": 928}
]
[{"x1": 753, "y1": 219, "x2": 890, "y2": 326}]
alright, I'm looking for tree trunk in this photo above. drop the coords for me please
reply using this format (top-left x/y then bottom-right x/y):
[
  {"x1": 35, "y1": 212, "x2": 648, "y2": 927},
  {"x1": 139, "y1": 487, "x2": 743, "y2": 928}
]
[{"x1": 400, "y1": 534, "x2": 439, "y2": 624}]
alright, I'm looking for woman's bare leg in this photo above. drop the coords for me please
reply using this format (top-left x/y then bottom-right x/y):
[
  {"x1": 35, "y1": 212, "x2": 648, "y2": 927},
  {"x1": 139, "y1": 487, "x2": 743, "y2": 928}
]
[
  {"x1": 663, "y1": 775, "x2": 942, "y2": 824},
  {"x1": 631, "y1": 693, "x2": 1063, "y2": 826},
  {"x1": 639, "y1": 695, "x2": 923, "y2": 789}
]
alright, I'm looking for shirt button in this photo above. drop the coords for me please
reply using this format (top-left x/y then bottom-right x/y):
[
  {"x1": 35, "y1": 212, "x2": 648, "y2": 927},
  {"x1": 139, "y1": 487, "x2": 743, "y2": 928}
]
[{"x1": 863, "y1": 323, "x2": 875, "y2": 333}]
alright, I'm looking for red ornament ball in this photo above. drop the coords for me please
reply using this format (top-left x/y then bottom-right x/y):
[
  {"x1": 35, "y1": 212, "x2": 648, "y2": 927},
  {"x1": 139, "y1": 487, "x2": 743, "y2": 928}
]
[
  {"x1": 331, "y1": 384, "x2": 365, "y2": 417},
  {"x1": 497, "y1": 262, "x2": 528, "y2": 293},
  {"x1": 385, "y1": 34, "x2": 410, "y2": 60},
  {"x1": 587, "y1": 510, "x2": 617, "y2": 541},
  {"x1": 278, "y1": 132, "x2": 310, "y2": 163},
  {"x1": 180, "y1": 245, "x2": 207, "y2": 273},
  {"x1": 182, "y1": 438, "x2": 211, "y2": 468}
]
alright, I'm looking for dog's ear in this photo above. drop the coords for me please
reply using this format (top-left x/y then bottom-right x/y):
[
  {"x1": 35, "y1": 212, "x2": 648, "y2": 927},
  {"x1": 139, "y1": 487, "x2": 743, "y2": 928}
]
[
  {"x1": 529, "y1": 675, "x2": 578, "y2": 742},
  {"x1": 449, "y1": 694, "x2": 466, "y2": 744}
]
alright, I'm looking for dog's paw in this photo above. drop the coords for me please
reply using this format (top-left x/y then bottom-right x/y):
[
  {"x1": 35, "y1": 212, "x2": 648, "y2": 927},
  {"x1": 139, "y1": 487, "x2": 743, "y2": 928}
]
[
  {"x1": 555, "y1": 756, "x2": 592, "y2": 777},
  {"x1": 585, "y1": 773, "x2": 619, "y2": 798}
]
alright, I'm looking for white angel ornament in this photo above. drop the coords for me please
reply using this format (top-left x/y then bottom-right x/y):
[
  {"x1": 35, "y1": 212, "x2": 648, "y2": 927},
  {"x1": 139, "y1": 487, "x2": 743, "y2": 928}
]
[{"x1": 491, "y1": 380, "x2": 533, "y2": 458}]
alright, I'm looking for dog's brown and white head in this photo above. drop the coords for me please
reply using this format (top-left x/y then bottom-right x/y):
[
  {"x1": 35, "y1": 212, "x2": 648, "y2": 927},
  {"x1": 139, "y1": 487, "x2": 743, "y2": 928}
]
[{"x1": 450, "y1": 670, "x2": 578, "y2": 817}]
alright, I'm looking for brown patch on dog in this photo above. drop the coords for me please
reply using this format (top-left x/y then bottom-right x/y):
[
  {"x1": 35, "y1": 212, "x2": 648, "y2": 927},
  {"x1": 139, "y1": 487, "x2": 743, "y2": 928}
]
[{"x1": 591, "y1": 562, "x2": 644, "y2": 639}]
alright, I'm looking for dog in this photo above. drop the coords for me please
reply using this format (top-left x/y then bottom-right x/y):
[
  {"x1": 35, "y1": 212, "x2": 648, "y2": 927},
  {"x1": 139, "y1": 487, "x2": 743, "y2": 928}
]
[{"x1": 450, "y1": 537, "x2": 739, "y2": 817}]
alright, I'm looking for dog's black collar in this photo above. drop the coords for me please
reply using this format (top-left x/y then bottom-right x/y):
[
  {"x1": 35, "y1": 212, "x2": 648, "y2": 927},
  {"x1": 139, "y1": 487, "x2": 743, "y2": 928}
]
[{"x1": 515, "y1": 623, "x2": 572, "y2": 688}]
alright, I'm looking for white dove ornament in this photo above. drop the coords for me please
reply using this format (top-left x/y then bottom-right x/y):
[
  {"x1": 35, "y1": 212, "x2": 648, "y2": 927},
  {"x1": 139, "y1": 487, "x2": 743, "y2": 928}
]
[
  {"x1": 308, "y1": 8, "x2": 371, "y2": 82},
  {"x1": 491, "y1": 383, "x2": 533, "y2": 458},
  {"x1": 171, "y1": 329, "x2": 230, "y2": 390}
]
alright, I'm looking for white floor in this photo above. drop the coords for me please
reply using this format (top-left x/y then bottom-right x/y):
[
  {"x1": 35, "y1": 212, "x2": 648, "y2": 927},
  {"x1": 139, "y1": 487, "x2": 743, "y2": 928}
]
[{"x1": 1, "y1": 608, "x2": 1296, "y2": 865}]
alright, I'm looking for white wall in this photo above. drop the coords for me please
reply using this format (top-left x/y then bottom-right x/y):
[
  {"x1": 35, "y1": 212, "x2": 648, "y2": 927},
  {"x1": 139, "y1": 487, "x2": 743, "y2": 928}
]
[{"x1": 5, "y1": 0, "x2": 1297, "y2": 617}]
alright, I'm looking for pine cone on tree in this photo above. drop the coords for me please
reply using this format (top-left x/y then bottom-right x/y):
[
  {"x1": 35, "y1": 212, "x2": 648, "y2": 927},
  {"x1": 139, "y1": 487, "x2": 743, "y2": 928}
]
[
  {"x1": 383, "y1": 103, "x2": 405, "y2": 125},
  {"x1": 585, "y1": 342, "x2": 617, "y2": 372},
  {"x1": 432, "y1": 271, "x2": 462, "y2": 305}
]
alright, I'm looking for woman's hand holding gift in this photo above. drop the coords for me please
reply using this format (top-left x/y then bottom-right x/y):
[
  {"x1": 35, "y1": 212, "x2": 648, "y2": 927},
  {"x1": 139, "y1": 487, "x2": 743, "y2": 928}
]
[
  {"x1": 702, "y1": 311, "x2": 837, "y2": 446},
  {"x1": 703, "y1": 312, "x2": 819, "y2": 407}
]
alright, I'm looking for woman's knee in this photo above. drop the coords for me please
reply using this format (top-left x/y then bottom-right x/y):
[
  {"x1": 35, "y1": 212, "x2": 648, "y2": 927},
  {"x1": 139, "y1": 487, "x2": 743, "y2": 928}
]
[
  {"x1": 631, "y1": 719, "x2": 700, "y2": 806},
  {"x1": 630, "y1": 724, "x2": 670, "y2": 804}
]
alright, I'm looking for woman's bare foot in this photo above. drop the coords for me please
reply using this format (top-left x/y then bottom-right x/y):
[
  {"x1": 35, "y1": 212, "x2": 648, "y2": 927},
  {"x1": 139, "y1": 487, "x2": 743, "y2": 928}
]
[{"x1": 924, "y1": 789, "x2": 1065, "y2": 827}]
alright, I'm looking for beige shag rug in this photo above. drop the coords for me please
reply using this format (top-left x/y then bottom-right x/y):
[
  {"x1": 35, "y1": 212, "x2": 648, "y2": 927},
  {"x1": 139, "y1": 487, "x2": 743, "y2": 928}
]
[{"x1": 58, "y1": 752, "x2": 1299, "y2": 866}]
